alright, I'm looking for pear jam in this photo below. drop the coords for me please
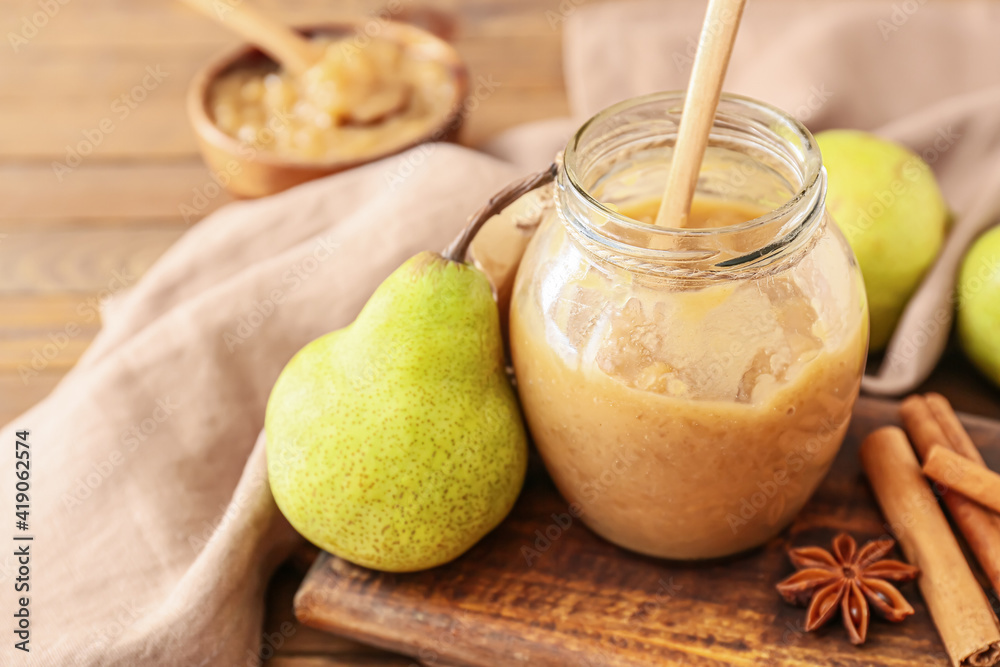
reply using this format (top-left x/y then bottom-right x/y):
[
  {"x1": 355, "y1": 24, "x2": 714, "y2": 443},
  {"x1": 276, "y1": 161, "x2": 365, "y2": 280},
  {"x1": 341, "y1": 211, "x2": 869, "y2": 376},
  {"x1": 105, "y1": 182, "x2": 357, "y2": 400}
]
[
  {"x1": 509, "y1": 93, "x2": 869, "y2": 560},
  {"x1": 209, "y1": 36, "x2": 457, "y2": 162}
]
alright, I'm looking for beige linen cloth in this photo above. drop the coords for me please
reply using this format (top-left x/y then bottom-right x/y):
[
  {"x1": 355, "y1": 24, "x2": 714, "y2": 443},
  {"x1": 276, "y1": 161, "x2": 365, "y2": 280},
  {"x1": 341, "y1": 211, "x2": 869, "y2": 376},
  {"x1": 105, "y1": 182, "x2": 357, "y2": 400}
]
[{"x1": 3, "y1": 1, "x2": 1000, "y2": 665}]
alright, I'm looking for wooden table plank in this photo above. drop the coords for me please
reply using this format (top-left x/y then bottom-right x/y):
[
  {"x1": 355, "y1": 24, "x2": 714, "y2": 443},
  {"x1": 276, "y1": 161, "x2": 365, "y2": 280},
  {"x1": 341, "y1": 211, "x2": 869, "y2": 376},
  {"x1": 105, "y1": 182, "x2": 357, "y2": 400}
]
[
  {"x1": 266, "y1": 658, "x2": 416, "y2": 667},
  {"x1": 0, "y1": 336, "x2": 91, "y2": 374},
  {"x1": 0, "y1": 62, "x2": 563, "y2": 158},
  {"x1": 1, "y1": 38, "x2": 562, "y2": 93},
  {"x1": 0, "y1": 0, "x2": 570, "y2": 49},
  {"x1": 0, "y1": 294, "x2": 117, "y2": 393},
  {"x1": 0, "y1": 370, "x2": 62, "y2": 426},
  {"x1": 0, "y1": 163, "x2": 231, "y2": 226},
  {"x1": 0, "y1": 84, "x2": 565, "y2": 158},
  {"x1": 263, "y1": 564, "x2": 416, "y2": 666},
  {"x1": 0, "y1": 228, "x2": 182, "y2": 292}
]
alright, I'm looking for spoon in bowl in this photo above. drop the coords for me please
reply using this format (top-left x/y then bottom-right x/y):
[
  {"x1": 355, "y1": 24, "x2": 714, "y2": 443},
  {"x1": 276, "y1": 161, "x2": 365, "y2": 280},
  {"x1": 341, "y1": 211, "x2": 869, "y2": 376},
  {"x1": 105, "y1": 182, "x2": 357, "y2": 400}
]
[{"x1": 179, "y1": 0, "x2": 410, "y2": 124}]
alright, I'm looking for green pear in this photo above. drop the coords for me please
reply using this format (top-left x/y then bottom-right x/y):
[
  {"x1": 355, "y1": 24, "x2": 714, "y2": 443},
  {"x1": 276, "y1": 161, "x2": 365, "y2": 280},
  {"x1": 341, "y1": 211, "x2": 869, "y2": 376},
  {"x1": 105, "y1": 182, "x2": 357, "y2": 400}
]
[
  {"x1": 265, "y1": 251, "x2": 528, "y2": 572},
  {"x1": 958, "y1": 225, "x2": 1000, "y2": 387},
  {"x1": 817, "y1": 130, "x2": 948, "y2": 350}
]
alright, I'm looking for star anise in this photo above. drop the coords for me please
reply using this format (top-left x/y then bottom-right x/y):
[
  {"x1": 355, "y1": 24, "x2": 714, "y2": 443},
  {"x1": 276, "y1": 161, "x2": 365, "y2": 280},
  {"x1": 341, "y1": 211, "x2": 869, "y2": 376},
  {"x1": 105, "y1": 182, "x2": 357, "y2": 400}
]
[{"x1": 775, "y1": 532, "x2": 920, "y2": 645}]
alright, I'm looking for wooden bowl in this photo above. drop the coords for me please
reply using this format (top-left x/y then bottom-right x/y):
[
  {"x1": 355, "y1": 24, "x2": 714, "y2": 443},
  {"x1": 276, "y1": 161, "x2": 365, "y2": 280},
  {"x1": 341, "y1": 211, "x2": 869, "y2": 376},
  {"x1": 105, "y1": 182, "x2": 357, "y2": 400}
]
[{"x1": 187, "y1": 22, "x2": 469, "y2": 198}]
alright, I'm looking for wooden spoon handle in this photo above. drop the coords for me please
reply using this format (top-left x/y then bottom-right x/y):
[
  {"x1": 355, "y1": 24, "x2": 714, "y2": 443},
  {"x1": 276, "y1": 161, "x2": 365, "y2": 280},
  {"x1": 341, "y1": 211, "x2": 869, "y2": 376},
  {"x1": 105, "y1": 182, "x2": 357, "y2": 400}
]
[
  {"x1": 179, "y1": 0, "x2": 321, "y2": 76},
  {"x1": 655, "y1": 0, "x2": 747, "y2": 227}
]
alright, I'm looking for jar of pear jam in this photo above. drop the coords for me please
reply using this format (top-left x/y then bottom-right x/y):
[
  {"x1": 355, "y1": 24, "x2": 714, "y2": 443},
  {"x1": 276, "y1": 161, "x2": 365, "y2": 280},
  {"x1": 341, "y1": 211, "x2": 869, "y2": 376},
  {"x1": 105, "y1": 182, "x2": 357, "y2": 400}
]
[{"x1": 509, "y1": 92, "x2": 869, "y2": 560}]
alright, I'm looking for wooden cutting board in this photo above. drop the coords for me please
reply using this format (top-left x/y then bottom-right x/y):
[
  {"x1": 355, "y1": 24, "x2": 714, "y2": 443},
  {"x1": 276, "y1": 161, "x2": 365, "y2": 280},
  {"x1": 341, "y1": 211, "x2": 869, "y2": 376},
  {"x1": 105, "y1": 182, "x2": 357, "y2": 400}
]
[{"x1": 294, "y1": 396, "x2": 1000, "y2": 666}]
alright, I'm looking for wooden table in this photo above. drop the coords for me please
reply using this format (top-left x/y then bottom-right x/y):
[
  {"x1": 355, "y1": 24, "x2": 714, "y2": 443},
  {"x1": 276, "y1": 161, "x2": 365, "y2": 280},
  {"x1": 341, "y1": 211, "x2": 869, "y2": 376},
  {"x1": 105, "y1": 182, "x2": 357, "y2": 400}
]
[{"x1": 2, "y1": 0, "x2": 998, "y2": 664}]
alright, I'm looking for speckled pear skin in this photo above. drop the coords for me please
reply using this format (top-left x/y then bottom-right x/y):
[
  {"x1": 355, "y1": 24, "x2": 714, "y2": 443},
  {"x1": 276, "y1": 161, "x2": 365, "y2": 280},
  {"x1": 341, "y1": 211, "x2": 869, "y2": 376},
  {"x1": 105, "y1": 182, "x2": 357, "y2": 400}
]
[{"x1": 265, "y1": 251, "x2": 528, "y2": 572}]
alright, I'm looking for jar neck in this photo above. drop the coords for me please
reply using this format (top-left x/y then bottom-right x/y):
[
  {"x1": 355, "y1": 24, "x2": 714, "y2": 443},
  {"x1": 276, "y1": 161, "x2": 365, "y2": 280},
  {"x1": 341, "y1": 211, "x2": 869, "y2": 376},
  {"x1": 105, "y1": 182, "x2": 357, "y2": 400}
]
[{"x1": 556, "y1": 92, "x2": 826, "y2": 280}]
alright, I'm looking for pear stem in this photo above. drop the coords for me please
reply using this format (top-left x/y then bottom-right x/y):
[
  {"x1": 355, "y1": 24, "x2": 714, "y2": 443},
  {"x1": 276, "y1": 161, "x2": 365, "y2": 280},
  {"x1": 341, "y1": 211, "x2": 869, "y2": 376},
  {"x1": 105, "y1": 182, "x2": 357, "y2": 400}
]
[{"x1": 444, "y1": 162, "x2": 558, "y2": 263}]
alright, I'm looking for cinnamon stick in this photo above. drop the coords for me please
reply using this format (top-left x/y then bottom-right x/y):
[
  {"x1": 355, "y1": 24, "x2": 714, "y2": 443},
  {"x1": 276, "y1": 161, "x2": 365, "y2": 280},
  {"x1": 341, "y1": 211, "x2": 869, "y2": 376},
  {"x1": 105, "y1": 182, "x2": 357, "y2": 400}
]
[
  {"x1": 901, "y1": 394, "x2": 1000, "y2": 598},
  {"x1": 927, "y1": 392, "x2": 989, "y2": 463},
  {"x1": 924, "y1": 445, "x2": 1000, "y2": 516},
  {"x1": 861, "y1": 427, "x2": 1000, "y2": 667}
]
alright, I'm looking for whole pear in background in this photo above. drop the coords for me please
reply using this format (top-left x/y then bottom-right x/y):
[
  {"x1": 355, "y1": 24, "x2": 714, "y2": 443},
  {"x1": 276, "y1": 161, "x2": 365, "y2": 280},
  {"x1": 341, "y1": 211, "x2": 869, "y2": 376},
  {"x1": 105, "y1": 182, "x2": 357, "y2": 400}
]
[
  {"x1": 817, "y1": 130, "x2": 948, "y2": 350},
  {"x1": 958, "y1": 226, "x2": 1000, "y2": 387},
  {"x1": 266, "y1": 251, "x2": 528, "y2": 572}
]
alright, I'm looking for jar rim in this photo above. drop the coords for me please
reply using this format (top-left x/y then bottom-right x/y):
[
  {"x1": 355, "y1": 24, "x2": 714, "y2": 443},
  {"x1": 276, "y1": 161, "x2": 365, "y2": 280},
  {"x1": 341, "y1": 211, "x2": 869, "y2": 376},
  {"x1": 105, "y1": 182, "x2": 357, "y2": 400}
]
[{"x1": 562, "y1": 91, "x2": 823, "y2": 244}]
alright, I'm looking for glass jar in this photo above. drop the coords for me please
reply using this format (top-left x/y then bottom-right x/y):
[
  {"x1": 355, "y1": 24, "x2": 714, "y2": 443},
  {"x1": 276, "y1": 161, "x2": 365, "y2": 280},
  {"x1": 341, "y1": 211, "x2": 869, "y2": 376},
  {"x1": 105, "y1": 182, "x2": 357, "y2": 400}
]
[{"x1": 509, "y1": 92, "x2": 869, "y2": 560}]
